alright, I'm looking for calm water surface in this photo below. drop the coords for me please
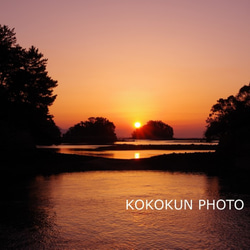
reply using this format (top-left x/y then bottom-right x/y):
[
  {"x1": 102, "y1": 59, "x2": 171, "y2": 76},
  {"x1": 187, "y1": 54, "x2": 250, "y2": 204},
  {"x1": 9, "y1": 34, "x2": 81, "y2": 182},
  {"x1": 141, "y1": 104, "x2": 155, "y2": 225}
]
[
  {"x1": 1, "y1": 171, "x2": 249, "y2": 249},
  {"x1": 38, "y1": 139, "x2": 217, "y2": 159},
  {"x1": 115, "y1": 139, "x2": 218, "y2": 145},
  {"x1": 54, "y1": 148, "x2": 215, "y2": 159}
]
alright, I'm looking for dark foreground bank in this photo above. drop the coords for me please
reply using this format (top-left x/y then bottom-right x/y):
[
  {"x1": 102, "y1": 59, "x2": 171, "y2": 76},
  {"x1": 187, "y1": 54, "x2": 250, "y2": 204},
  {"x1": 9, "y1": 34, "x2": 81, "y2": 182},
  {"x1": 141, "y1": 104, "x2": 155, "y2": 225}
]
[
  {"x1": 0, "y1": 148, "x2": 249, "y2": 176},
  {"x1": 1, "y1": 149, "x2": 250, "y2": 193}
]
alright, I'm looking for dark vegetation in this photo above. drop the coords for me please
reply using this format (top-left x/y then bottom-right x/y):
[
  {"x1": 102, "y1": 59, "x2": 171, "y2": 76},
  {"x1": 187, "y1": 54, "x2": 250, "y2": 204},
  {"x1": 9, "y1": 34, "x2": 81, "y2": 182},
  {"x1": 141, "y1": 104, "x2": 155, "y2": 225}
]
[
  {"x1": 132, "y1": 120, "x2": 173, "y2": 139},
  {"x1": 205, "y1": 83, "x2": 250, "y2": 155},
  {"x1": 0, "y1": 25, "x2": 60, "y2": 148},
  {"x1": 62, "y1": 117, "x2": 117, "y2": 144}
]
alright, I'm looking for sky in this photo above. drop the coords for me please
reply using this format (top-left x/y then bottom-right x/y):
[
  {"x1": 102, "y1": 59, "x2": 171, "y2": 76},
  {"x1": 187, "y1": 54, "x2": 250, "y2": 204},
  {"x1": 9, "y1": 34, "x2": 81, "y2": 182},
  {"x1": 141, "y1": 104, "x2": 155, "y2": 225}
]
[{"x1": 1, "y1": 0, "x2": 250, "y2": 138}]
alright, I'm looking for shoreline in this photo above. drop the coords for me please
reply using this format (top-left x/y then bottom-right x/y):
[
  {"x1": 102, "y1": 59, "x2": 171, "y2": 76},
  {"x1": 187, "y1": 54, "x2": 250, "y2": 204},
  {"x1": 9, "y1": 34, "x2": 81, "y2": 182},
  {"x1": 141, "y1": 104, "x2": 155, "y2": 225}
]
[
  {"x1": 1, "y1": 148, "x2": 249, "y2": 175},
  {"x1": 1, "y1": 149, "x2": 250, "y2": 193},
  {"x1": 90, "y1": 144, "x2": 217, "y2": 151}
]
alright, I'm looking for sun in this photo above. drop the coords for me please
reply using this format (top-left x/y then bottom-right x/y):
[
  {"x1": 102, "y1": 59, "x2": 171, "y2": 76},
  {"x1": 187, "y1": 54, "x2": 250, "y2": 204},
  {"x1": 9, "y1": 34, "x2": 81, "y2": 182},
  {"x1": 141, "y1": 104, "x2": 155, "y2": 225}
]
[{"x1": 134, "y1": 122, "x2": 141, "y2": 128}]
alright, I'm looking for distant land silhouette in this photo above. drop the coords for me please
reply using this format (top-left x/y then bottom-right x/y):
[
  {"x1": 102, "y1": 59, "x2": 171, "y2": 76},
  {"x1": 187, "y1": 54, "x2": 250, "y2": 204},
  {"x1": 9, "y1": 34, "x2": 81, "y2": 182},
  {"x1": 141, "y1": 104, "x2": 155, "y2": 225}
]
[
  {"x1": 62, "y1": 117, "x2": 117, "y2": 144},
  {"x1": 132, "y1": 120, "x2": 173, "y2": 140}
]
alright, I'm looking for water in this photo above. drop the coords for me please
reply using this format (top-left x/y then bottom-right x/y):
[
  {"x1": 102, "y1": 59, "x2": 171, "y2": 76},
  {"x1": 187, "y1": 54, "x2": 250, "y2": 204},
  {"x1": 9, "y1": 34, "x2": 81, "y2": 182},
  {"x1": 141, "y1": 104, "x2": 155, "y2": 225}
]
[
  {"x1": 49, "y1": 148, "x2": 214, "y2": 159},
  {"x1": 38, "y1": 139, "x2": 217, "y2": 159},
  {"x1": 115, "y1": 139, "x2": 218, "y2": 145},
  {"x1": 1, "y1": 171, "x2": 249, "y2": 249}
]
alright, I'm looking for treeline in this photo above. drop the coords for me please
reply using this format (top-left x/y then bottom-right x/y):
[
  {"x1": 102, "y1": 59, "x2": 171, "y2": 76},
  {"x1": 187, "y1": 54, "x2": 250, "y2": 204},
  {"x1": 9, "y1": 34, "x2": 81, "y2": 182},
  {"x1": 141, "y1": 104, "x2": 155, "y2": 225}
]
[
  {"x1": 131, "y1": 120, "x2": 173, "y2": 140},
  {"x1": 205, "y1": 83, "x2": 250, "y2": 155},
  {"x1": 63, "y1": 117, "x2": 117, "y2": 144},
  {"x1": 63, "y1": 118, "x2": 174, "y2": 143},
  {"x1": 0, "y1": 25, "x2": 61, "y2": 148}
]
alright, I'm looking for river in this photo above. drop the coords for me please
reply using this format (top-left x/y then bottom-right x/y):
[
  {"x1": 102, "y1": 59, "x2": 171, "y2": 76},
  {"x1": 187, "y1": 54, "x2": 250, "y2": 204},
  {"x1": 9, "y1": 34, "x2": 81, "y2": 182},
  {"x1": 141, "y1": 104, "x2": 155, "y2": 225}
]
[
  {"x1": 1, "y1": 170, "x2": 249, "y2": 249},
  {"x1": 38, "y1": 139, "x2": 217, "y2": 159}
]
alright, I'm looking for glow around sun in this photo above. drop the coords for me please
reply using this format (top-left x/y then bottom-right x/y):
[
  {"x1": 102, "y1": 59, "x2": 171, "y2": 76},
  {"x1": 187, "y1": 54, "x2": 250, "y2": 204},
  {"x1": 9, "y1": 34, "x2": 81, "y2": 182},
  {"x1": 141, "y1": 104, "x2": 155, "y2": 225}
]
[{"x1": 134, "y1": 122, "x2": 141, "y2": 128}]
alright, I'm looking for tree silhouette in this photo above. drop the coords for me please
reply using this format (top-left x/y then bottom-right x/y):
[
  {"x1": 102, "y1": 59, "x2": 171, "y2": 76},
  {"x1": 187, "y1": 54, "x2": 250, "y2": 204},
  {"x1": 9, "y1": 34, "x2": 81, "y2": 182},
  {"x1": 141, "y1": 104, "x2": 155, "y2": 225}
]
[
  {"x1": 205, "y1": 83, "x2": 250, "y2": 154},
  {"x1": 0, "y1": 25, "x2": 61, "y2": 148},
  {"x1": 132, "y1": 120, "x2": 174, "y2": 139},
  {"x1": 63, "y1": 117, "x2": 117, "y2": 143}
]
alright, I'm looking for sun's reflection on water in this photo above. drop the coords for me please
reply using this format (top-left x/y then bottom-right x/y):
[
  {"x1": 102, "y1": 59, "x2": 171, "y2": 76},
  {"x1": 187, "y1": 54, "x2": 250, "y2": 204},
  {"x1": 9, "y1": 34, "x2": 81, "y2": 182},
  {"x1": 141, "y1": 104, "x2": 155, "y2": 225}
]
[{"x1": 134, "y1": 152, "x2": 140, "y2": 159}]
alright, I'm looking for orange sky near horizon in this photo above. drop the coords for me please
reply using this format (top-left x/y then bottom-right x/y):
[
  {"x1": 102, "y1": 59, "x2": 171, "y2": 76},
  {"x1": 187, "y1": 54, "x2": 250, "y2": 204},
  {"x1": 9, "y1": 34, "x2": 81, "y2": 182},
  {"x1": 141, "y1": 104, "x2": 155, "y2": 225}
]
[{"x1": 1, "y1": 0, "x2": 250, "y2": 138}]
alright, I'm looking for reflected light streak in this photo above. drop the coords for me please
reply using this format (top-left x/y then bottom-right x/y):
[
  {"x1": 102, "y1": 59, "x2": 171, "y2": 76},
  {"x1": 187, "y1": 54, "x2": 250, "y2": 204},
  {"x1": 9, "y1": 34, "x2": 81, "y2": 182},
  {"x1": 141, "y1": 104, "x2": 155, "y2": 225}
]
[{"x1": 134, "y1": 152, "x2": 140, "y2": 159}]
